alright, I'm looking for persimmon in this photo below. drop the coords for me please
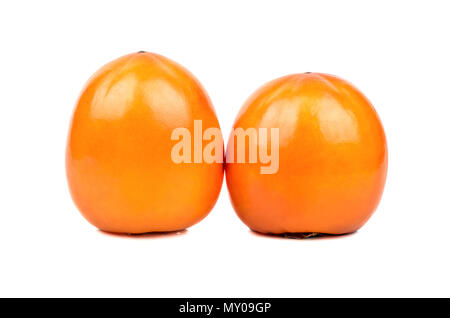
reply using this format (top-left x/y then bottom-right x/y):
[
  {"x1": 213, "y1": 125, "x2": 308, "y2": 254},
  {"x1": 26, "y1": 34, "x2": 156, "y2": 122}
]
[
  {"x1": 225, "y1": 73, "x2": 387, "y2": 236},
  {"x1": 66, "y1": 52, "x2": 223, "y2": 234}
]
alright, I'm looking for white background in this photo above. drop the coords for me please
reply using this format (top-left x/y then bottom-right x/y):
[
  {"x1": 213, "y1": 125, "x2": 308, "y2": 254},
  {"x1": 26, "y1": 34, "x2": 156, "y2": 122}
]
[{"x1": 0, "y1": 0, "x2": 449, "y2": 297}]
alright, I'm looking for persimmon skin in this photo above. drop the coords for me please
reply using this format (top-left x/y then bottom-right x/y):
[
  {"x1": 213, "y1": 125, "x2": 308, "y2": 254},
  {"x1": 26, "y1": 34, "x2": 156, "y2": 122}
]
[
  {"x1": 225, "y1": 73, "x2": 387, "y2": 235},
  {"x1": 66, "y1": 52, "x2": 223, "y2": 234}
]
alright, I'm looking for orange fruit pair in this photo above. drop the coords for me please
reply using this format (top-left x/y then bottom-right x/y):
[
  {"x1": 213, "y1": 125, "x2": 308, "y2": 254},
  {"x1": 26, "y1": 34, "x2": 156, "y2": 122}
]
[{"x1": 66, "y1": 52, "x2": 387, "y2": 236}]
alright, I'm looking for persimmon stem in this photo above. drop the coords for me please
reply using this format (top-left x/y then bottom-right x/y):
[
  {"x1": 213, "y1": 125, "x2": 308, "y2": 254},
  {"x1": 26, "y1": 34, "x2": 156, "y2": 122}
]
[{"x1": 283, "y1": 232, "x2": 322, "y2": 239}]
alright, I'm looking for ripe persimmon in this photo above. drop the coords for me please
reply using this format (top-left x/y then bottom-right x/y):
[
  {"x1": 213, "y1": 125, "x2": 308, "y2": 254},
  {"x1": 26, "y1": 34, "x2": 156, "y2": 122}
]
[
  {"x1": 225, "y1": 73, "x2": 387, "y2": 236},
  {"x1": 66, "y1": 52, "x2": 223, "y2": 234}
]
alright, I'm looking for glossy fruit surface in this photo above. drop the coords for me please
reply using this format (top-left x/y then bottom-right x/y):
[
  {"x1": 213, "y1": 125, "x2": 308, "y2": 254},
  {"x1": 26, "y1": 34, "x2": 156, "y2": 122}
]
[
  {"x1": 226, "y1": 73, "x2": 387, "y2": 235},
  {"x1": 66, "y1": 52, "x2": 223, "y2": 234}
]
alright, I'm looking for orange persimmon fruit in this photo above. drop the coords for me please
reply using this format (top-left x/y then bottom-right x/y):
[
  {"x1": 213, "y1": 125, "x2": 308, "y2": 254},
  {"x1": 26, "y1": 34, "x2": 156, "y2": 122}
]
[
  {"x1": 225, "y1": 73, "x2": 387, "y2": 236},
  {"x1": 66, "y1": 52, "x2": 223, "y2": 234}
]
